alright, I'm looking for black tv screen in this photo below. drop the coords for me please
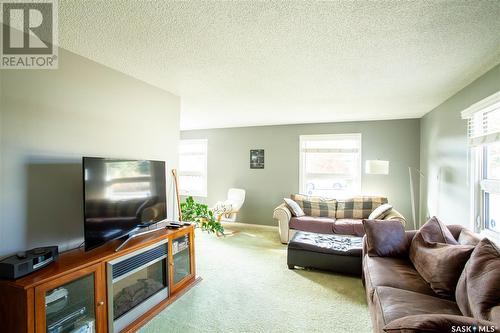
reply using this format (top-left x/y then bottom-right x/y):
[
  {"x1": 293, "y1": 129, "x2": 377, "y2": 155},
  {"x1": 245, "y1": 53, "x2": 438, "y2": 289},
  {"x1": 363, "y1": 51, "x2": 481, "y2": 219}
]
[{"x1": 83, "y1": 157, "x2": 167, "y2": 251}]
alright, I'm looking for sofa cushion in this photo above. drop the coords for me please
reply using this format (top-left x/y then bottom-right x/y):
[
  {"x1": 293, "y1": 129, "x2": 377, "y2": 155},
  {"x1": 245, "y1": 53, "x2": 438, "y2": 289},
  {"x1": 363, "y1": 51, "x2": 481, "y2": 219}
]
[
  {"x1": 363, "y1": 219, "x2": 408, "y2": 257},
  {"x1": 289, "y1": 216, "x2": 335, "y2": 234},
  {"x1": 409, "y1": 217, "x2": 473, "y2": 298},
  {"x1": 364, "y1": 256, "x2": 436, "y2": 300},
  {"x1": 283, "y1": 198, "x2": 305, "y2": 217},
  {"x1": 372, "y1": 286, "x2": 462, "y2": 327},
  {"x1": 290, "y1": 194, "x2": 337, "y2": 218},
  {"x1": 383, "y1": 314, "x2": 498, "y2": 333},
  {"x1": 368, "y1": 203, "x2": 393, "y2": 220},
  {"x1": 333, "y1": 219, "x2": 365, "y2": 236},
  {"x1": 336, "y1": 196, "x2": 388, "y2": 219},
  {"x1": 456, "y1": 238, "x2": 500, "y2": 325},
  {"x1": 411, "y1": 243, "x2": 474, "y2": 299}
]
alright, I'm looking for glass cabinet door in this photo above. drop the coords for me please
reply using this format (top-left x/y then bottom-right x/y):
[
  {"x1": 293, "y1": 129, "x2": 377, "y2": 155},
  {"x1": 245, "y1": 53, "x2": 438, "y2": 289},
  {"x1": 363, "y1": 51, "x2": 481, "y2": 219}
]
[
  {"x1": 35, "y1": 264, "x2": 105, "y2": 333},
  {"x1": 172, "y1": 233, "x2": 192, "y2": 288}
]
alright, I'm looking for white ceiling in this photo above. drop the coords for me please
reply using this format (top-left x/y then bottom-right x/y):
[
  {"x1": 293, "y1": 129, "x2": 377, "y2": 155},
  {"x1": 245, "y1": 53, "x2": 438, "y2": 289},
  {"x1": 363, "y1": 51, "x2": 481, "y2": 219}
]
[{"x1": 59, "y1": 1, "x2": 500, "y2": 130}]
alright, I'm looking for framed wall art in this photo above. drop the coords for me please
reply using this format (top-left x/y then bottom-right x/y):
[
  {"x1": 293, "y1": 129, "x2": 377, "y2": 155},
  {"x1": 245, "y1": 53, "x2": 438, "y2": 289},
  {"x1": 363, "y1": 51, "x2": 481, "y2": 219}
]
[{"x1": 250, "y1": 149, "x2": 264, "y2": 169}]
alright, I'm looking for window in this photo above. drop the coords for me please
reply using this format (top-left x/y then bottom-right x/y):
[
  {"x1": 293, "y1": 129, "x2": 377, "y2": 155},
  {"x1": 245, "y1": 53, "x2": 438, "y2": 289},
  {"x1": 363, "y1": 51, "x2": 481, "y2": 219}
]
[
  {"x1": 483, "y1": 143, "x2": 500, "y2": 233},
  {"x1": 462, "y1": 91, "x2": 500, "y2": 239},
  {"x1": 299, "y1": 133, "x2": 361, "y2": 197},
  {"x1": 104, "y1": 160, "x2": 152, "y2": 199},
  {"x1": 178, "y1": 139, "x2": 208, "y2": 197}
]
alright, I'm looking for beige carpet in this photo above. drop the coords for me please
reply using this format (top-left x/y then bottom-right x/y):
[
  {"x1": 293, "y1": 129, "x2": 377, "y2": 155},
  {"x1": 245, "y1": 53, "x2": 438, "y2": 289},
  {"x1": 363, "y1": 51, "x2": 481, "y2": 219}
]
[{"x1": 139, "y1": 223, "x2": 372, "y2": 333}]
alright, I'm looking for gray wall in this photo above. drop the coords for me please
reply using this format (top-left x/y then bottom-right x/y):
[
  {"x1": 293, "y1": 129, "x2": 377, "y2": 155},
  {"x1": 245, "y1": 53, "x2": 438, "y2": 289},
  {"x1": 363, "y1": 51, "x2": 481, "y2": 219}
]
[
  {"x1": 420, "y1": 64, "x2": 500, "y2": 230},
  {"x1": 0, "y1": 70, "x2": 3, "y2": 248},
  {"x1": 182, "y1": 119, "x2": 420, "y2": 227},
  {"x1": 0, "y1": 48, "x2": 180, "y2": 257}
]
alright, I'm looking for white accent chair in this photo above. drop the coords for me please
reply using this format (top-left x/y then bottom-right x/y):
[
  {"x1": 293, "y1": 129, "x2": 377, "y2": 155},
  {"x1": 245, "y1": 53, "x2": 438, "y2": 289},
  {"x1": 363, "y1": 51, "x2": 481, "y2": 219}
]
[{"x1": 213, "y1": 188, "x2": 246, "y2": 222}]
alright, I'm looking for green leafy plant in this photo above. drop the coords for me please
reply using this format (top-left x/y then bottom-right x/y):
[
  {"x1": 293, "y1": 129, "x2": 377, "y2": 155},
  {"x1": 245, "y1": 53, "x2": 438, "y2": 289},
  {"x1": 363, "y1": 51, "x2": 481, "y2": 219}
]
[{"x1": 180, "y1": 196, "x2": 224, "y2": 235}]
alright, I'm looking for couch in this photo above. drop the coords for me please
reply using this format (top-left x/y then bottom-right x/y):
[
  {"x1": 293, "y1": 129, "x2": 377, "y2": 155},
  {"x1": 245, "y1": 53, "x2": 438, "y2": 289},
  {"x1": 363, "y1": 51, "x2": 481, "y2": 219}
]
[
  {"x1": 362, "y1": 223, "x2": 499, "y2": 332},
  {"x1": 273, "y1": 195, "x2": 406, "y2": 244}
]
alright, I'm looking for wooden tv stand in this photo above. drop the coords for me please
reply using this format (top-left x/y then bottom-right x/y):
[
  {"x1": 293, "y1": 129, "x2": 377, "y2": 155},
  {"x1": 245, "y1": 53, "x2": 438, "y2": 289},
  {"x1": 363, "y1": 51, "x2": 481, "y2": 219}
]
[{"x1": 0, "y1": 223, "x2": 198, "y2": 333}]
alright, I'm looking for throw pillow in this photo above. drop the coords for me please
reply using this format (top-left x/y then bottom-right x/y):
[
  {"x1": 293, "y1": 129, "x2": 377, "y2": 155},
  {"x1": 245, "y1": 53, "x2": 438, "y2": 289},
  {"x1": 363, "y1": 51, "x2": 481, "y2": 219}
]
[
  {"x1": 362, "y1": 219, "x2": 407, "y2": 257},
  {"x1": 368, "y1": 203, "x2": 393, "y2": 220},
  {"x1": 383, "y1": 314, "x2": 497, "y2": 333},
  {"x1": 456, "y1": 237, "x2": 500, "y2": 324},
  {"x1": 290, "y1": 194, "x2": 336, "y2": 218},
  {"x1": 336, "y1": 196, "x2": 388, "y2": 219},
  {"x1": 412, "y1": 216, "x2": 458, "y2": 245},
  {"x1": 411, "y1": 243, "x2": 474, "y2": 298},
  {"x1": 283, "y1": 198, "x2": 305, "y2": 217},
  {"x1": 409, "y1": 217, "x2": 473, "y2": 298}
]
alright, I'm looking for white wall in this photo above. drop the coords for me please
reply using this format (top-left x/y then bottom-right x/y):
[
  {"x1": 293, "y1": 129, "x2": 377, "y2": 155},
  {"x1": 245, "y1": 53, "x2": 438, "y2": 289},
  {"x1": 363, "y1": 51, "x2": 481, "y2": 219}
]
[
  {"x1": 420, "y1": 63, "x2": 500, "y2": 229},
  {"x1": 0, "y1": 48, "x2": 180, "y2": 256},
  {"x1": 0, "y1": 70, "x2": 3, "y2": 252}
]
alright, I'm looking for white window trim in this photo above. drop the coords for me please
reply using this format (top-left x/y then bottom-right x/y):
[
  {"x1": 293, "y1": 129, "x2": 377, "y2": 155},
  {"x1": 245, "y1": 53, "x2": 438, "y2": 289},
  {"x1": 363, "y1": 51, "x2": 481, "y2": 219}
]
[
  {"x1": 461, "y1": 91, "x2": 500, "y2": 119},
  {"x1": 461, "y1": 91, "x2": 500, "y2": 146},
  {"x1": 463, "y1": 91, "x2": 500, "y2": 243},
  {"x1": 469, "y1": 146, "x2": 482, "y2": 232},
  {"x1": 299, "y1": 133, "x2": 362, "y2": 197},
  {"x1": 179, "y1": 139, "x2": 208, "y2": 197},
  {"x1": 471, "y1": 146, "x2": 500, "y2": 244}
]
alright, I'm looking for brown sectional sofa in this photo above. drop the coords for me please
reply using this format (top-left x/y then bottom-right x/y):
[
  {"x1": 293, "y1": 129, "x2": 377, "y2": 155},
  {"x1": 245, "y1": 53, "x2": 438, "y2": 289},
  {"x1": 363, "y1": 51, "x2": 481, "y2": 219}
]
[{"x1": 362, "y1": 224, "x2": 498, "y2": 332}]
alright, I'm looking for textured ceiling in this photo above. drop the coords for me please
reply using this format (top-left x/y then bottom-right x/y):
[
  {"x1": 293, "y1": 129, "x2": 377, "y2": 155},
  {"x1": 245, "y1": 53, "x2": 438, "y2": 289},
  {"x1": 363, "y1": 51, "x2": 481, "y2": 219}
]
[{"x1": 58, "y1": 1, "x2": 500, "y2": 130}]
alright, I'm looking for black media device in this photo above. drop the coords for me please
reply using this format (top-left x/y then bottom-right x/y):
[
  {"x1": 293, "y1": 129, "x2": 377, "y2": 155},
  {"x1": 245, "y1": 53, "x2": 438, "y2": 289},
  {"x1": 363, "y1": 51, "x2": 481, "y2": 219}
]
[
  {"x1": 165, "y1": 221, "x2": 183, "y2": 229},
  {"x1": 0, "y1": 246, "x2": 59, "y2": 279},
  {"x1": 83, "y1": 157, "x2": 167, "y2": 251}
]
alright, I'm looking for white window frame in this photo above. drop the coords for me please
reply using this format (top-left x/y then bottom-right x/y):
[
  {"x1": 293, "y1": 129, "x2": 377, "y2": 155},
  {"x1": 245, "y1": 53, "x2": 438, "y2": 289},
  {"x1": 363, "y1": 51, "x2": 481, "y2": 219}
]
[
  {"x1": 462, "y1": 91, "x2": 500, "y2": 243},
  {"x1": 470, "y1": 145, "x2": 500, "y2": 242},
  {"x1": 299, "y1": 133, "x2": 362, "y2": 197},
  {"x1": 178, "y1": 139, "x2": 208, "y2": 197}
]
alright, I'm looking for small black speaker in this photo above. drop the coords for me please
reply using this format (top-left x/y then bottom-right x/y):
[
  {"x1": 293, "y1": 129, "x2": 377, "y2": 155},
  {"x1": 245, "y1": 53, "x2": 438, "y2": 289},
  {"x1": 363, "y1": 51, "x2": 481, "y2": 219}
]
[{"x1": 0, "y1": 246, "x2": 58, "y2": 279}]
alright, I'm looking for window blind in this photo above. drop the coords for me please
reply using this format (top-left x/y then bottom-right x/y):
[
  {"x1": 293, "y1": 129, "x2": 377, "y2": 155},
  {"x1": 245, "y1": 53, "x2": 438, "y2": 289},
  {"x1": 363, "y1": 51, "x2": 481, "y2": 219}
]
[
  {"x1": 299, "y1": 133, "x2": 362, "y2": 197},
  {"x1": 461, "y1": 91, "x2": 500, "y2": 146}
]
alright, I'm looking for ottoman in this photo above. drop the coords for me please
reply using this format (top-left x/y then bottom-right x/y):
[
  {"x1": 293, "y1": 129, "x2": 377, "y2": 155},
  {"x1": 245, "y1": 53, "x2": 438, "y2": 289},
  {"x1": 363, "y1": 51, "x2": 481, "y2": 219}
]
[{"x1": 287, "y1": 231, "x2": 363, "y2": 275}]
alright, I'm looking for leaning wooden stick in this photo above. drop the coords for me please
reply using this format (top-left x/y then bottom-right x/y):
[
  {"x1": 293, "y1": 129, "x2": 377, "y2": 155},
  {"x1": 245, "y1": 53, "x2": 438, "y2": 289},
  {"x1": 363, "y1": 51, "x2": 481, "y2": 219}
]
[{"x1": 171, "y1": 169, "x2": 182, "y2": 221}]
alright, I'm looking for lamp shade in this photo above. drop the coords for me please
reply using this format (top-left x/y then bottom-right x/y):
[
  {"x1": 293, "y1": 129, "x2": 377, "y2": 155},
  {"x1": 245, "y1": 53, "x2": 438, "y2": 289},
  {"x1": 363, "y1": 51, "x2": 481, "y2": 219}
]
[{"x1": 365, "y1": 160, "x2": 389, "y2": 175}]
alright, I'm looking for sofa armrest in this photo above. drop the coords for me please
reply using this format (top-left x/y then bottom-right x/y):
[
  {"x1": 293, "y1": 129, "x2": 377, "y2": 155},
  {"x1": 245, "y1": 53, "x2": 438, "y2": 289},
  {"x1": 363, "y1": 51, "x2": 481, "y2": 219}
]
[
  {"x1": 362, "y1": 235, "x2": 368, "y2": 258},
  {"x1": 383, "y1": 208, "x2": 407, "y2": 227},
  {"x1": 273, "y1": 203, "x2": 292, "y2": 244}
]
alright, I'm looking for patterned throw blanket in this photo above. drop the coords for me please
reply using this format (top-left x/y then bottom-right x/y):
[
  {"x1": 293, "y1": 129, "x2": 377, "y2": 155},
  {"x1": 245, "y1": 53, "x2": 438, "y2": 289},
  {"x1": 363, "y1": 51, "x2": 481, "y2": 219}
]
[{"x1": 293, "y1": 232, "x2": 363, "y2": 252}]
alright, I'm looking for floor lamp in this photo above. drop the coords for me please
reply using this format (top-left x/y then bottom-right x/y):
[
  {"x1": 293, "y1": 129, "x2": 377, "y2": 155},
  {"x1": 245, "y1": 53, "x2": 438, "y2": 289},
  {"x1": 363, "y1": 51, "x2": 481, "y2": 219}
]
[
  {"x1": 408, "y1": 167, "x2": 424, "y2": 230},
  {"x1": 365, "y1": 161, "x2": 422, "y2": 229}
]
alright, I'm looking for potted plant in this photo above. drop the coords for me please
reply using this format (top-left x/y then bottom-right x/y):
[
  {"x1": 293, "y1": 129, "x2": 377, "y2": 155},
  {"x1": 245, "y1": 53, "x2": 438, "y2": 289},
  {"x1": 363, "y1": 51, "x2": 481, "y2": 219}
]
[{"x1": 180, "y1": 196, "x2": 224, "y2": 235}]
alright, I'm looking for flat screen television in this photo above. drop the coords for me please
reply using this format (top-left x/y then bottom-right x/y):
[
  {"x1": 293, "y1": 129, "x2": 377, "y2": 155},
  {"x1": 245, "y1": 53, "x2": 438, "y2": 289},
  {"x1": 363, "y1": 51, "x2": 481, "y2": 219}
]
[{"x1": 83, "y1": 157, "x2": 167, "y2": 251}]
